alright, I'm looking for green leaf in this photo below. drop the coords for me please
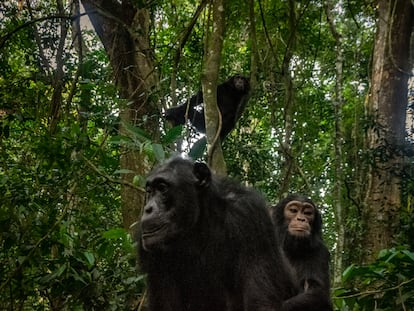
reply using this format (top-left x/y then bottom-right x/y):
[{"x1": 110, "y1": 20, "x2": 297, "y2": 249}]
[
  {"x1": 114, "y1": 169, "x2": 135, "y2": 175},
  {"x1": 189, "y1": 137, "x2": 206, "y2": 159},
  {"x1": 342, "y1": 264, "x2": 356, "y2": 282},
  {"x1": 152, "y1": 143, "x2": 165, "y2": 162},
  {"x1": 384, "y1": 250, "x2": 399, "y2": 263},
  {"x1": 109, "y1": 135, "x2": 133, "y2": 145},
  {"x1": 132, "y1": 174, "x2": 145, "y2": 187},
  {"x1": 378, "y1": 248, "x2": 391, "y2": 259},
  {"x1": 402, "y1": 250, "x2": 414, "y2": 262},
  {"x1": 124, "y1": 275, "x2": 146, "y2": 285},
  {"x1": 40, "y1": 264, "x2": 67, "y2": 283},
  {"x1": 162, "y1": 125, "x2": 183, "y2": 144},
  {"x1": 121, "y1": 121, "x2": 151, "y2": 141},
  {"x1": 84, "y1": 251, "x2": 95, "y2": 266},
  {"x1": 102, "y1": 228, "x2": 128, "y2": 240}
]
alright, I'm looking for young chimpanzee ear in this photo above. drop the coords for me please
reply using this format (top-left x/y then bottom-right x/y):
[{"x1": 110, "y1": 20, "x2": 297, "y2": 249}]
[{"x1": 193, "y1": 162, "x2": 211, "y2": 188}]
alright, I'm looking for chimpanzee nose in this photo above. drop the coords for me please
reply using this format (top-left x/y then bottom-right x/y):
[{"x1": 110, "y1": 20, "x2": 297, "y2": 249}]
[
  {"x1": 144, "y1": 203, "x2": 154, "y2": 215},
  {"x1": 297, "y1": 215, "x2": 305, "y2": 221}
]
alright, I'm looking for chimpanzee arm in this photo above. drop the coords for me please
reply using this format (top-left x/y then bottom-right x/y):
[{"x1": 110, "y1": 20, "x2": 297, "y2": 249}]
[
  {"x1": 164, "y1": 91, "x2": 203, "y2": 127},
  {"x1": 282, "y1": 256, "x2": 333, "y2": 311},
  {"x1": 165, "y1": 104, "x2": 188, "y2": 126},
  {"x1": 282, "y1": 289, "x2": 332, "y2": 311}
]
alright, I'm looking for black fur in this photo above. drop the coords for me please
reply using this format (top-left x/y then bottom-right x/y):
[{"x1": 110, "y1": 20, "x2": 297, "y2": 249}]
[
  {"x1": 272, "y1": 194, "x2": 333, "y2": 311},
  {"x1": 138, "y1": 157, "x2": 295, "y2": 311},
  {"x1": 165, "y1": 75, "x2": 250, "y2": 140}
]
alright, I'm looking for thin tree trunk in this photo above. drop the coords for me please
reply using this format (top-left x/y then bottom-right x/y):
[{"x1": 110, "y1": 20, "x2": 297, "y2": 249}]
[
  {"x1": 202, "y1": 0, "x2": 226, "y2": 174},
  {"x1": 363, "y1": 0, "x2": 413, "y2": 263},
  {"x1": 249, "y1": 0, "x2": 259, "y2": 90},
  {"x1": 82, "y1": 0, "x2": 158, "y2": 230},
  {"x1": 325, "y1": 0, "x2": 345, "y2": 287},
  {"x1": 278, "y1": 0, "x2": 296, "y2": 197},
  {"x1": 49, "y1": 0, "x2": 68, "y2": 134}
]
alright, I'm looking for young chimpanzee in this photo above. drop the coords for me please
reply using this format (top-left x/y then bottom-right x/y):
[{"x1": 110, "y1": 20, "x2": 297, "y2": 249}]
[
  {"x1": 272, "y1": 194, "x2": 333, "y2": 311},
  {"x1": 165, "y1": 75, "x2": 250, "y2": 140},
  {"x1": 138, "y1": 157, "x2": 295, "y2": 311}
]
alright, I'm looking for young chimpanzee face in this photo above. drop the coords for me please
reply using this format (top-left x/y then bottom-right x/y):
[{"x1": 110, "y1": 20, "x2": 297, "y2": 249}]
[{"x1": 284, "y1": 200, "x2": 315, "y2": 237}]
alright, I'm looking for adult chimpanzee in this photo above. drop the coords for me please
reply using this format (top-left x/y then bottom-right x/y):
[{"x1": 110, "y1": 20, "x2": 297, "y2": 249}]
[
  {"x1": 138, "y1": 157, "x2": 295, "y2": 311},
  {"x1": 165, "y1": 75, "x2": 250, "y2": 140},
  {"x1": 272, "y1": 194, "x2": 333, "y2": 311}
]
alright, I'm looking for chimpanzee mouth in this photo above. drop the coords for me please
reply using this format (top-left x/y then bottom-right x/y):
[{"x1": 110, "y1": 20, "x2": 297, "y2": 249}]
[
  {"x1": 142, "y1": 223, "x2": 168, "y2": 237},
  {"x1": 290, "y1": 226, "x2": 308, "y2": 232}
]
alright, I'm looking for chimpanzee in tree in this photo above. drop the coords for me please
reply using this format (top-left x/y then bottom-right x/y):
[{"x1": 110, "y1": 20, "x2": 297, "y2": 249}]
[
  {"x1": 165, "y1": 75, "x2": 250, "y2": 140},
  {"x1": 272, "y1": 194, "x2": 333, "y2": 311},
  {"x1": 137, "y1": 157, "x2": 296, "y2": 311}
]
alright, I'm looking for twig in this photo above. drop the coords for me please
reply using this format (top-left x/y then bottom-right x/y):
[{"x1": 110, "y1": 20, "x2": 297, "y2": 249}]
[
  {"x1": 81, "y1": 154, "x2": 145, "y2": 194},
  {"x1": 333, "y1": 277, "x2": 414, "y2": 300}
]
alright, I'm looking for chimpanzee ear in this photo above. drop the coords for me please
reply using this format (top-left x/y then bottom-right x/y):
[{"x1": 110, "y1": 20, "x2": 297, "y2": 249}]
[
  {"x1": 313, "y1": 209, "x2": 323, "y2": 236},
  {"x1": 193, "y1": 162, "x2": 211, "y2": 188}
]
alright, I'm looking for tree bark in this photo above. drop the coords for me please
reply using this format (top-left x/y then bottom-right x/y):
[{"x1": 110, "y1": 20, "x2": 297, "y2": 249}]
[
  {"x1": 325, "y1": 0, "x2": 345, "y2": 287},
  {"x1": 82, "y1": 0, "x2": 158, "y2": 230},
  {"x1": 202, "y1": 0, "x2": 226, "y2": 174},
  {"x1": 278, "y1": 0, "x2": 296, "y2": 197},
  {"x1": 363, "y1": 0, "x2": 413, "y2": 263},
  {"x1": 49, "y1": 0, "x2": 68, "y2": 135},
  {"x1": 248, "y1": 0, "x2": 259, "y2": 90}
]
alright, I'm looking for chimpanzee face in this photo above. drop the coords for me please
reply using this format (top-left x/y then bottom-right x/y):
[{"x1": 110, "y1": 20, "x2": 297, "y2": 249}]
[
  {"x1": 232, "y1": 75, "x2": 249, "y2": 93},
  {"x1": 141, "y1": 176, "x2": 178, "y2": 251},
  {"x1": 140, "y1": 159, "x2": 210, "y2": 252},
  {"x1": 284, "y1": 200, "x2": 315, "y2": 237}
]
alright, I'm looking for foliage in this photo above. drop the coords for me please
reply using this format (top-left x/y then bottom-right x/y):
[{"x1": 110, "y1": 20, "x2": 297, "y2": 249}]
[
  {"x1": 0, "y1": 117, "x2": 146, "y2": 309},
  {"x1": 0, "y1": 2, "x2": 148, "y2": 308},
  {"x1": 334, "y1": 247, "x2": 414, "y2": 311}
]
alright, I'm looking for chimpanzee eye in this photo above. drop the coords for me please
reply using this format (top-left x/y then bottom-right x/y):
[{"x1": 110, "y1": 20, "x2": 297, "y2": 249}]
[{"x1": 157, "y1": 182, "x2": 169, "y2": 193}]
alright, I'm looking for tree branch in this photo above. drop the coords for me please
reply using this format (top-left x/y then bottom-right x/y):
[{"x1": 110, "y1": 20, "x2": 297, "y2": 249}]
[
  {"x1": 333, "y1": 277, "x2": 414, "y2": 300},
  {"x1": 0, "y1": 13, "x2": 88, "y2": 49},
  {"x1": 170, "y1": 0, "x2": 208, "y2": 105}
]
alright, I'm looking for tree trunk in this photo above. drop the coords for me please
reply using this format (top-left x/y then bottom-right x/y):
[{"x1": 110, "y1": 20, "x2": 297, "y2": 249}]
[
  {"x1": 363, "y1": 0, "x2": 413, "y2": 263},
  {"x1": 278, "y1": 0, "x2": 296, "y2": 197},
  {"x1": 82, "y1": 0, "x2": 158, "y2": 230},
  {"x1": 325, "y1": 0, "x2": 345, "y2": 287},
  {"x1": 248, "y1": 0, "x2": 259, "y2": 90},
  {"x1": 202, "y1": 0, "x2": 226, "y2": 174}
]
